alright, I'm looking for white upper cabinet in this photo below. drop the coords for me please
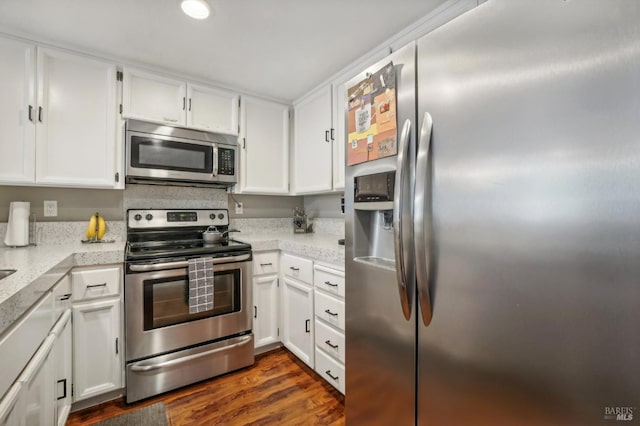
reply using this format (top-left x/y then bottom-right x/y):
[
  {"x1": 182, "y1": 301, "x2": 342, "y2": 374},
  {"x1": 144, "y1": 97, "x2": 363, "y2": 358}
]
[
  {"x1": 35, "y1": 48, "x2": 117, "y2": 188},
  {"x1": 293, "y1": 85, "x2": 333, "y2": 194},
  {"x1": 123, "y1": 67, "x2": 240, "y2": 135},
  {"x1": 187, "y1": 83, "x2": 239, "y2": 134},
  {"x1": 0, "y1": 38, "x2": 119, "y2": 189},
  {"x1": 331, "y1": 82, "x2": 347, "y2": 191},
  {"x1": 238, "y1": 96, "x2": 289, "y2": 194},
  {"x1": 0, "y1": 38, "x2": 36, "y2": 185},
  {"x1": 122, "y1": 67, "x2": 186, "y2": 125},
  {"x1": 292, "y1": 46, "x2": 392, "y2": 195}
]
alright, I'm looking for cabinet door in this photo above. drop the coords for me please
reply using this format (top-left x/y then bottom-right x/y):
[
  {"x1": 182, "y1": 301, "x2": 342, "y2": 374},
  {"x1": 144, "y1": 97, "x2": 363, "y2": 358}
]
[
  {"x1": 253, "y1": 275, "x2": 280, "y2": 348},
  {"x1": 281, "y1": 277, "x2": 314, "y2": 367},
  {"x1": 72, "y1": 298, "x2": 122, "y2": 401},
  {"x1": 122, "y1": 67, "x2": 186, "y2": 126},
  {"x1": 35, "y1": 48, "x2": 117, "y2": 188},
  {"x1": 0, "y1": 382, "x2": 24, "y2": 426},
  {"x1": 293, "y1": 85, "x2": 333, "y2": 194},
  {"x1": 52, "y1": 311, "x2": 72, "y2": 426},
  {"x1": 17, "y1": 335, "x2": 55, "y2": 426},
  {"x1": 187, "y1": 83, "x2": 239, "y2": 134},
  {"x1": 239, "y1": 96, "x2": 290, "y2": 194},
  {"x1": 0, "y1": 38, "x2": 36, "y2": 185},
  {"x1": 331, "y1": 82, "x2": 346, "y2": 190}
]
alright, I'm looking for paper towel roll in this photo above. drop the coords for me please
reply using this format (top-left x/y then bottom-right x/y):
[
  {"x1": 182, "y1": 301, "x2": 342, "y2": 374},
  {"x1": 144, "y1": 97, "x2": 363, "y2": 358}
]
[{"x1": 4, "y1": 202, "x2": 30, "y2": 247}]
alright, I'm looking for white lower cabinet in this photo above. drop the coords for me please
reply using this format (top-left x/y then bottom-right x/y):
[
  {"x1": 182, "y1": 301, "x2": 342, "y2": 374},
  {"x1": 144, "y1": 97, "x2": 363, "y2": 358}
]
[
  {"x1": 0, "y1": 265, "x2": 123, "y2": 423},
  {"x1": 253, "y1": 274, "x2": 280, "y2": 348},
  {"x1": 72, "y1": 298, "x2": 122, "y2": 401},
  {"x1": 253, "y1": 251, "x2": 281, "y2": 350},
  {"x1": 19, "y1": 335, "x2": 56, "y2": 426},
  {"x1": 281, "y1": 276, "x2": 314, "y2": 367},
  {"x1": 51, "y1": 310, "x2": 72, "y2": 426},
  {"x1": 315, "y1": 345, "x2": 345, "y2": 394},
  {"x1": 313, "y1": 264, "x2": 345, "y2": 394},
  {"x1": 0, "y1": 382, "x2": 24, "y2": 426}
]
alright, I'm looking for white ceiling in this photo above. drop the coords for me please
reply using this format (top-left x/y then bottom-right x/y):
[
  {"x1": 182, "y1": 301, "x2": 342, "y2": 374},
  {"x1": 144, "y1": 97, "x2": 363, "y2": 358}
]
[{"x1": 0, "y1": 0, "x2": 445, "y2": 102}]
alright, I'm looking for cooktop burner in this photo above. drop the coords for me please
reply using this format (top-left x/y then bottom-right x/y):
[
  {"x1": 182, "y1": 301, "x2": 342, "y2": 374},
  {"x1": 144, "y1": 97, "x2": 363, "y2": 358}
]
[{"x1": 125, "y1": 208, "x2": 251, "y2": 261}]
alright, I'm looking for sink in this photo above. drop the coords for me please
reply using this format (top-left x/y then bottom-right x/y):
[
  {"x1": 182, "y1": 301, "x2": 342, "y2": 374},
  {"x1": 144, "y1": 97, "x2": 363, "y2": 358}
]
[{"x1": 0, "y1": 269, "x2": 16, "y2": 280}]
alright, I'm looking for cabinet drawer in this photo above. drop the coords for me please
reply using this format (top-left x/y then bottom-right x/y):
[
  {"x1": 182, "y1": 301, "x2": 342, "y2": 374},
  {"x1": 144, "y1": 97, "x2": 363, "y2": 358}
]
[
  {"x1": 315, "y1": 290, "x2": 345, "y2": 331},
  {"x1": 72, "y1": 266, "x2": 121, "y2": 301},
  {"x1": 315, "y1": 347, "x2": 345, "y2": 394},
  {"x1": 314, "y1": 265, "x2": 344, "y2": 298},
  {"x1": 282, "y1": 253, "x2": 313, "y2": 284},
  {"x1": 253, "y1": 251, "x2": 279, "y2": 276},
  {"x1": 315, "y1": 319, "x2": 345, "y2": 364}
]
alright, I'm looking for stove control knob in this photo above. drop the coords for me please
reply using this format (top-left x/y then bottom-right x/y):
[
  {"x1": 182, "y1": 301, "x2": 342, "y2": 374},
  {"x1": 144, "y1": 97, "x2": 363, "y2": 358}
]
[
  {"x1": 134, "y1": 214, "x2": 142, "y2": 221},
  {"x1": 145, "y1": 214, "x2": 153, "y2": 221},
  {"x1": 218, "y1": 213, "x2": 225, "y2": 220},
  {"x1": 209, "y1": 214, "x2": 215, "y2": 220}
]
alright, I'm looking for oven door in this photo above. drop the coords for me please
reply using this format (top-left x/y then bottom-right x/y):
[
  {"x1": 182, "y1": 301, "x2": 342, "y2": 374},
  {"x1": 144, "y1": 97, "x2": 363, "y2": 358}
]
[{"x1": 125, "y1": 257, "x2": 252, "y2": 361}]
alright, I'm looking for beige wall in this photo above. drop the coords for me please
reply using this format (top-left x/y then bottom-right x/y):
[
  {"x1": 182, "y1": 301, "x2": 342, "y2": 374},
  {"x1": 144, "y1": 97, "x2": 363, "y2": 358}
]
[
  {"x1": 0, "y1": 185, "x2": 310, "y2": 222},
  {"x1": 0, "y1": 186, "x2": 123, "y2": 222},
  {"x1": 228, "y1": 194, "x2": 303, "y2": 219},
  {"x1": 304, "y1": 193, "x2": 344, "y2": 219}
]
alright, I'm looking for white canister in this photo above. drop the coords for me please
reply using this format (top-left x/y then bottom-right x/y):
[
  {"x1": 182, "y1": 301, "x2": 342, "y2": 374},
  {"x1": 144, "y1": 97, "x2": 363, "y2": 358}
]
[{"x1": 4, "y1": 202, "x2": 30, "y2": 247}]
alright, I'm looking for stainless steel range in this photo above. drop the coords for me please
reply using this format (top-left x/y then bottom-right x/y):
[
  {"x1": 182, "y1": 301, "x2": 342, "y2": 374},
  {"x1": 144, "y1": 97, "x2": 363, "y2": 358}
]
[{"x1": 124, "y1": 208, "x2": 254, "y2": 403}]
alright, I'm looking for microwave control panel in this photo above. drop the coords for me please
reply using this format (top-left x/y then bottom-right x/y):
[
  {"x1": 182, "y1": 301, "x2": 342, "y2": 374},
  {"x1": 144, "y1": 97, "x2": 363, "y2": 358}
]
[{"x1": 218, "y1": 148, "x2": 235, "y2": 175}]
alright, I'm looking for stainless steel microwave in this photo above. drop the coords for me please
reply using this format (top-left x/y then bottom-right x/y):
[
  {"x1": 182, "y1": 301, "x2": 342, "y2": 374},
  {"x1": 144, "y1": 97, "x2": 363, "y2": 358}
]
[{"x1": 125, "y1": 119, "x2": 237, "y2": 187}]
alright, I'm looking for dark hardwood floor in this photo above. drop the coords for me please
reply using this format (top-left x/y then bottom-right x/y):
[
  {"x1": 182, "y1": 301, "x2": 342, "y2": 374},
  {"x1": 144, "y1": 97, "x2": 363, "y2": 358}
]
[{"x1": 66, "y1": 348, "x2": 345, "y2": 425}]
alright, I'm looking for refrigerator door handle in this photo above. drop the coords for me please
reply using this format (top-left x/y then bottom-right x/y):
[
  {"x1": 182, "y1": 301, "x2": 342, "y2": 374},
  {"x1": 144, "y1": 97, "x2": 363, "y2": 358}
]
[
  {"x1": 414, "y1": 111, "x2": 434, "y2": 326},
  {"x1": 393, "y1": 118, "x2": 413, "y2": 320}
]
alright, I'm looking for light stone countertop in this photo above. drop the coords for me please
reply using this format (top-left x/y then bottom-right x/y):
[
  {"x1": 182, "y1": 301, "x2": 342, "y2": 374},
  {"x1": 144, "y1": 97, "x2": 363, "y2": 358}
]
[
  {"x1": 235, "y1": 232, "x2": 345, "y2": 267},
  {"x1": 0, "y1": 242, "x2": 125, "y2": 336},
  {"x1": 0, "y1": 232, "x2": 344, "y2": 337}
]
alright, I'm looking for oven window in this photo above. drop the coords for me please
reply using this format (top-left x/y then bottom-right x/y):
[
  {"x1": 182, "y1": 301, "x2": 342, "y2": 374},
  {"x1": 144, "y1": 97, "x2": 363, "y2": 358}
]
[
  {"x1": 131, "y1": 136, "x2": 213, "y2": 173},
  {"x1": 143, "y1": 269, "x2": 241, "y2": 330}
]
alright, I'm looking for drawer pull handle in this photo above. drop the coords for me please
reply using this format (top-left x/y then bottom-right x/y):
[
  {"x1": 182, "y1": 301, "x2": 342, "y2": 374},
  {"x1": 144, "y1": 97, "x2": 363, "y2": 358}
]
[
  {"x1": 325, "y1": 370, "x2": 339, "y2": 381},
  {"x1": 325, "y1": 340, "x2": 339, "y2": 349},
  {"x1": 305, "y1": 319, "x2": 310, "y2": 333},
  {"x1": 254, "y1": 306, "x2": 257, "y2": 319},
  {"x1": 260, "y1": 262, "x2": 273, "y2": 266},
  {"x1": 86, "y1": 282, "x2": 107, "y2": 289},
  {"x1": 324, "y1": 281, "x2": 338, "y2": 287},
  {"x1": 290, "y1": 266, "x2": 300, "y2": 271},
  {"x1": 324, "y1": 309, "x2": 338, "y2": 317},
  {"x1": 58, "y1": 294, "x2": 71, "y2": 301}
]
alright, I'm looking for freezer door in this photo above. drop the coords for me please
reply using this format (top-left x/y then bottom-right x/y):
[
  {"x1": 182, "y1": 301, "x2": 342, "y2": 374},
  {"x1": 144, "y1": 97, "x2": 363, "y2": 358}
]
[
  {"x1": 345, "y1": 42, "x2": 417, "y2": 425},
  {"x1": 417, "y1": 1, "x2": 640, "y2": 425}
]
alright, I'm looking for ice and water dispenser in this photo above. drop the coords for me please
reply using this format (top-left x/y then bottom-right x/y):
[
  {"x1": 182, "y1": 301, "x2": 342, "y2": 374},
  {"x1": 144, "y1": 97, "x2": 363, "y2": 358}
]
[{"x1": 352, "y1": 170, "x2": 397, "y2": 269}]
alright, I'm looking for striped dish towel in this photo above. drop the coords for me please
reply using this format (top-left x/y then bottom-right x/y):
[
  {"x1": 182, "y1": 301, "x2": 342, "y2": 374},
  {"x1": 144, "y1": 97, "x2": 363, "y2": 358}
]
[{"x1": 188, "y1": 257, "x2": 214, "y2": 313}]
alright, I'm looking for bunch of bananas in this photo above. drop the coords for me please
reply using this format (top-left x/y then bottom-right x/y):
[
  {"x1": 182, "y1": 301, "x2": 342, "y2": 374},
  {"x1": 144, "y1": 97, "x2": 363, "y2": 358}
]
[{"x1": 86, "y1": 212, "x2": 107, "y2": 240}]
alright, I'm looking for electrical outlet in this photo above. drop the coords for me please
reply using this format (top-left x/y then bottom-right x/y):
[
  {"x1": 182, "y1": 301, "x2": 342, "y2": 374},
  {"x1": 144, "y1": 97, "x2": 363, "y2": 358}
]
[
  {"x1": 235, "y1": 202, "x2": 244, "y2": 215},
  {"x1": 44, "y1": 200, "x2": 57, "y2": 217}
]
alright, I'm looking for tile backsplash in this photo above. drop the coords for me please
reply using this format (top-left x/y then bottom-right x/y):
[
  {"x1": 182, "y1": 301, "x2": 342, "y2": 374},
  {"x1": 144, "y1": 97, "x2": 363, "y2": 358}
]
[
  {"x1": 0, "y1": 221, "x2": 125, "y2": 245},
  {"x1": 123, "y1": 184, "x2": 228, "y2": 211}
]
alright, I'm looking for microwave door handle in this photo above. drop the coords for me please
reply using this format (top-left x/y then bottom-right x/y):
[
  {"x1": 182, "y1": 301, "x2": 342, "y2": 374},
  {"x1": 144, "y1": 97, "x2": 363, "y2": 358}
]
[
  {"x1": 414, "y1": 112, "x2": 434, "y2": 327},
  {"x1": 212, "y1": 145, "x2": 219, "y2": 177},
  {"x1": 393, "y1": 118, "x2": 413, "y2": 321}
]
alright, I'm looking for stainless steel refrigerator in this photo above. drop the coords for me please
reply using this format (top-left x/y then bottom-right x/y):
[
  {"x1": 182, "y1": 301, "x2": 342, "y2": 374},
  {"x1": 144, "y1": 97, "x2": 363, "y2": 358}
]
[{"x1": 345, "y1": 1, "x2": 640, "y2": 425}]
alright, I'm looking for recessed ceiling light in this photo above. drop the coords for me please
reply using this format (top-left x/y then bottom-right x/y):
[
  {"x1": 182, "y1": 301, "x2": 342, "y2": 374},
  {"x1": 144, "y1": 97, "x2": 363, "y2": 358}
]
[{"x1": 181, "y1": 0, "x2": 211, "y2": 20}]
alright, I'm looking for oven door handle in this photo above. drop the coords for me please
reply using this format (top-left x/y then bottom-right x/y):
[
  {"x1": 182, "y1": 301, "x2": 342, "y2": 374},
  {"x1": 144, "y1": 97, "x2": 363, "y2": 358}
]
[
  {"x1": 129, "y1": 335, "x2": 253, "y2": 372},
  {"x1": 128, "y1": 253, "x2": 251, "y2": 272}
]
